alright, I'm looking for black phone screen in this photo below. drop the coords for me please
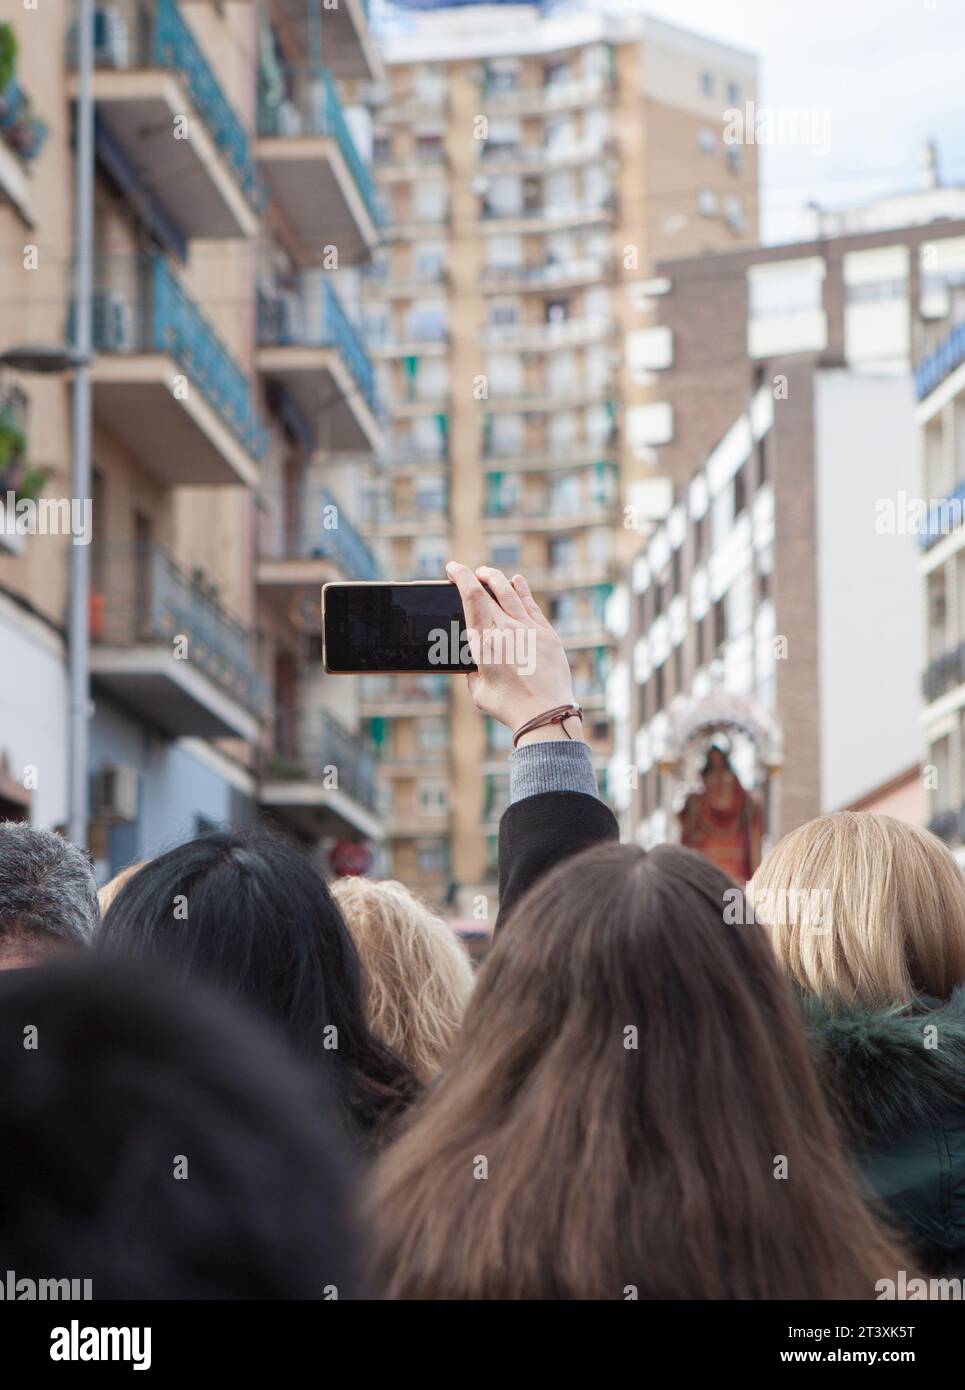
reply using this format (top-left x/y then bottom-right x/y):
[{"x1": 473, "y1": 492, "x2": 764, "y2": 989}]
[{"x1": 322, "y1": 582, "x2": 475, "y2": 673}]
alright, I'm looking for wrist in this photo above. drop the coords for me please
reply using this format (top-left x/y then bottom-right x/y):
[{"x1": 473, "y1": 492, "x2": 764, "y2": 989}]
[{"x1": 512, "y1": 709, "x2": 585, "y2": 748}]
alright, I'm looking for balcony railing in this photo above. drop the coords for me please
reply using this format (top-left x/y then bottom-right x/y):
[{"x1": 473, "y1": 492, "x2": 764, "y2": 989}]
[
  {"x1": 919, "y1": 481, "x2": 965, "y2": 550},
  {"x1": 258, "y1": 64, "x2": 382, "y2": 228},
  {"x1": 481, "y1": 256, "x2": 612, "y2": 291},
  {"x1": 923, "y1": 643, "x2": 965, "y2": 703},
  {"x1": 266, "y1": 709, "x2": 377, "y2": 812},
  {"x1": 77, "y1": 0, "x2": 264, "y2": 211},
  {"x1": 261, "y1": 483, "x2": 379, "y2": 581},
  {"x1": 360, "y1": 673, "x2": 449, "y2": 705},
  {"x1": 92, "y1": 542, "x2": 269, "y2": 715},
  {"x1": 916, "y1": 318, "x2": 965, "y2": 401},
  {"x1": 87, "y1": 254, "x2": 269, "y2": 460},
  {"x1": 258, "y1": 279, "x2": 379, "y2": 417}
]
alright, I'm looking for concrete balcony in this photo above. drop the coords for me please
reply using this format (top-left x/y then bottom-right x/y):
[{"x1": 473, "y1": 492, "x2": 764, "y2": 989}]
[
  {"x1": 70, "y1": 0, "x2": 264, "y2": 239},
  {"x1": 86, "y1": 254, "x2": 267, "y2": 488},
  {"x1": 481, "y1": 316, "x2": 614, "y2": 352},
  {"x1": 260, "y1": 709, "x2": 382, "y2": 841},
  {"x1": 480, "y1": 71, "x2": 615, "y2": 115},
  {"x1": 480, "y1": 199, "x2": 617, "y2": 234},
  {"x1": 272, "y1": 0, "x2": 382, "y2": 82},
  {"x1": 90, "y1": 542, "x2": 267, "y2": 740},
  {"x1": 359, "y1": 673, "x2": 449, "y2": 716},
  {"x1": 481, "y1": 256, "x2": 613, "y2": 295},
  {"x1": 257, "y1": 280, "x2": 382, "y2": 452},
  {"x1": 257, "y1": 67, "x2": 381, "y2": 263}
]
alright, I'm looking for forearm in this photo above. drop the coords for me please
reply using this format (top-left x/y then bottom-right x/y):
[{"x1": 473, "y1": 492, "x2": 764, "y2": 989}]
[{"x1": 496, "y1": 739, "x2": 618, "y2": 931}]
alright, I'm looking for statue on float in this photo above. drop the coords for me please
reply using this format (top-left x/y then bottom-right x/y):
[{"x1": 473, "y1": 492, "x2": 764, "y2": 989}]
[{"x1": 657, "y1": 682, "x2": 784, "y2": 888}]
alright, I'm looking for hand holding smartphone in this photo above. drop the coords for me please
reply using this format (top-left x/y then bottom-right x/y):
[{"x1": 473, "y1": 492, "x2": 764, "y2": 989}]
[{"x1": 322, "y1": 565, "x2": 583, "y2": 747}]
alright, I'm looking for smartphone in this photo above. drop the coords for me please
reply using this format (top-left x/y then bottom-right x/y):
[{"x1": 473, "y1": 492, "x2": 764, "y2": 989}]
[{"x1": 322, "y1": 580, "x2": 476, "y2": 674}]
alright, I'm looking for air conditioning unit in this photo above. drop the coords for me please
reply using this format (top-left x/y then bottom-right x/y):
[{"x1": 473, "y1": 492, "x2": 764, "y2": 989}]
[
  {"x1": 93, "y1": 292, "x2": 133, "y2": 351},
  {"x1": 93, "y1": 765, "x2": 139, "y2": 825}
]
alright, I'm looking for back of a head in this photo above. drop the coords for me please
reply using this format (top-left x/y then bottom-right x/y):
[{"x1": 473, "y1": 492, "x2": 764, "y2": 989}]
[
  {"x1": 0, "y1": 955, "x2": 359, "y2": 1298},
  {"x1": 98, "y1": 830, "x2": 419, "y2": 1142},
  {"x1": 751, "y1": 811, "x2": 965, "y2": 1007},
  {"x1": 332, "y1": 876, "x2": 474, "y2": 1081},
  {"x1": 0, "y1": 822, "x2": 98, "y2": 968},
  {"x1": 369, "y1": 840, "x2": 905, "y2": 1299}
]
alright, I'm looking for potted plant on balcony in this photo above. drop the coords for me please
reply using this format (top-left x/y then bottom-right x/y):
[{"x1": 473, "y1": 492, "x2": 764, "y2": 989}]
[{"x1": 0, "y1": 23, "x2": 17, "y2": 96}]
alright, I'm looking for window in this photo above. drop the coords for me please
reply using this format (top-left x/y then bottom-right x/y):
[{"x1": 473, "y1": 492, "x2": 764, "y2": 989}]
[
  {"x1": 373, "y1": 136, "x2": 391, "y2": 164},
  {"x1": 418, "y1": 781, "x2": 449, "y2": 814},
  {"x1": 725, "y1": 195, "x2": 745, "y2": 234},
  {"x1": 417, "y1": 718, "x2": 447, "y2": 754},
  {"x1": 698, "y1": 188, "x2": 718, "y2": 218},
  {"x1": 698, "y1": 127, "x2": 717, "y2": 155},
  {"x1": 694, "y1": 512, "x2": 706, "y2": 560},
  {"x1": 416, "y1": 134, "x2": 444, "y2": 163},
  {"x1": 417, "y1": 839, "x2": 448, "y2": 875},
  {"x1": 734, "y1": 464, "x2": 747, "y2": 517},
  {"x1": 413, "y1": 179, "x2": 447, "y2": 223},
  {"x1": 673, "y1": 645, "x2": 683, "y2": 695},
  {"x1": 654, "y1": 663, "x2": 665, "y2": 710},
  {"x1": 700, "y1": 71, "x2": 715, "y2": 96},
  {"x1": 487, "y1": 235, "x2": 523, "y2": 270},
  {"x1": 726, "y1": 80, "x2": 741, "y2": 105},
  {"x1": 713, "y1": 596, "x2": 727, "y2": 650},
  {"x1": 726, "y1": 146, "x2": 743, "y2": 176},
  {"x1": 490, "y1": 541, "x2": 521, "y2": 570},
  {"x1": 549, "y1": 535, "x2": 576, "y2": 571}
]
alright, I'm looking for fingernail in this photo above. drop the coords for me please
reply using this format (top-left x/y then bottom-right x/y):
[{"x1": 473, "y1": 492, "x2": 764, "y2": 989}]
[{"x1": 446, "y1": 561, "x2": 457, "y2": 574}]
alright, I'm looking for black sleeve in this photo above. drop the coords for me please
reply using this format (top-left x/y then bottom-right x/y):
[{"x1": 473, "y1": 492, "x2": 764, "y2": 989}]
[{"x1": 495, "y1": 791, "x2": 620, "y2": 932}]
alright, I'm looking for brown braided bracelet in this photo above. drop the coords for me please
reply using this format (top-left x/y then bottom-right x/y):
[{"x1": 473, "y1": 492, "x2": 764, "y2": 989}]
[{"x1": 511, "y1": 704, "x2": 584, "y2": 750}]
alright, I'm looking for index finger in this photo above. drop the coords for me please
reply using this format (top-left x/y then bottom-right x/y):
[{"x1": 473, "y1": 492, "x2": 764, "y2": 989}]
[{"x1": 446, "y1": 560, "x2": 497, "y2": 633}]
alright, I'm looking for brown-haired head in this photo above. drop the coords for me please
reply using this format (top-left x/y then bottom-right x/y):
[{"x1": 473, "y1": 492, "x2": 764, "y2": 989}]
[{"x1": 367, "y1": 841, "x2": 906, "y2": 1299}]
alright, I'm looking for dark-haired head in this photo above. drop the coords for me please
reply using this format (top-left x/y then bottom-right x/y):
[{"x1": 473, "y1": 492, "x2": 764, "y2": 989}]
[
  {"x1": 97, "y1": 831, "x2": 419, "y2": 1147},
  {"x1": 368, "y1": 841, "x2": 906, "y2": 1299},
  {"x1": 0, "y1": 955, "x2": 359, "y2": 1298}
]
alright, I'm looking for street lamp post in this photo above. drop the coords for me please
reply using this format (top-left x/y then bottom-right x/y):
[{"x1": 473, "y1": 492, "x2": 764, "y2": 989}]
[{"x1": 70, "y1": 0, "x2": 95, "y2": 850}]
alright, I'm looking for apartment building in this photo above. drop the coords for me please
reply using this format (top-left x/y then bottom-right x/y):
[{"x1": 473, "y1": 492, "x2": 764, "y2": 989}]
[
  {"x1": 917, "y1": 291, "x2": 965, "y2": 864},
  {"x1": 362, "y1": 0, "x2": 759, "y2": 908},
  {"x1": 0, "y1": 0, "x2": 384, "y2": 875},
  {"x1": 607, "y1": 178, "x2": 965, "y2": 850}
]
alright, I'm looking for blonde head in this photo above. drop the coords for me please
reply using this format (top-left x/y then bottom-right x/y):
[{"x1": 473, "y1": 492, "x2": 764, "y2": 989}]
[
  {"x1": 750, "y1": 812, "x2": 965, "y2": 1008},
  {"x1": 97, "y1": 861, "x2": 146, "y2": 918},
  {"x1": 331, "y1": 876, "x2": 474, "y2": 1081}
]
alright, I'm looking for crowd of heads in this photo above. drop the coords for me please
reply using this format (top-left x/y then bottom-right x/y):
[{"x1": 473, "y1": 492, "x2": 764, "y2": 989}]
[{"x1": 1, "y1": 802, "x2": 964, "y2": 1299}]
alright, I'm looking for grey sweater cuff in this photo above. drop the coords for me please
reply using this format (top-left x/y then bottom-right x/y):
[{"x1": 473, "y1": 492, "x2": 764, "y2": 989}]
[{"x1": 508, "y1": 739, "x2": 600, "y2": 803}]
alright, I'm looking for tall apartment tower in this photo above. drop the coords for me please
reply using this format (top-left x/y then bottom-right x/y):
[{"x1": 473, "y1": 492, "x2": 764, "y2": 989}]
[{"x1": 362, "y1": 1, "x2": 759, "y2": 910}]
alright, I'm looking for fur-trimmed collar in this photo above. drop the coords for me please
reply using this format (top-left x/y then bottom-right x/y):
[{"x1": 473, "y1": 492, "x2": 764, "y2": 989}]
[{"x1": 801, "y1": 988, "x2": 965, "y2": 1143}]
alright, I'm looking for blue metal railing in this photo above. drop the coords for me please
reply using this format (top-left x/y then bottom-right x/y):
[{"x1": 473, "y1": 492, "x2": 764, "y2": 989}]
[
  {"x1": 96, "y1": 542, "x2": 269, "y2": 716},
  {"x1": 305, "y1": 484, "x2": 379, "y2": 580},
  {"x1": 75, "y1": 0, "x2": 265, "y2": 212},
  {"x1": 257, "y1": 65, "x2": 383, "y2": 228},
  {"x1": 923, "y1": 642, "x2": 965, "y2": 704},
  {"x1": 920, "y1": 480, "x2": 965, "y2": 550},
  {"x1": 316, "y1": 708, "x2": 377, "y2": 810},
  {"x1": 87, "y1": 255, "x2": 269, "y2": 461},
  {"x1": 257, "y1": 279, "x2": 379, "y2": 417},
  {"x1": 916, "y1": 318, "x2": 965, "y2": 401}
]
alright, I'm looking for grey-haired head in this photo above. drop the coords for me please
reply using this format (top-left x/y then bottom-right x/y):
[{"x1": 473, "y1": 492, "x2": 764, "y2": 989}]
[{"x1": 0, "y1": 822, "x2": 98, "y2": 965}]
